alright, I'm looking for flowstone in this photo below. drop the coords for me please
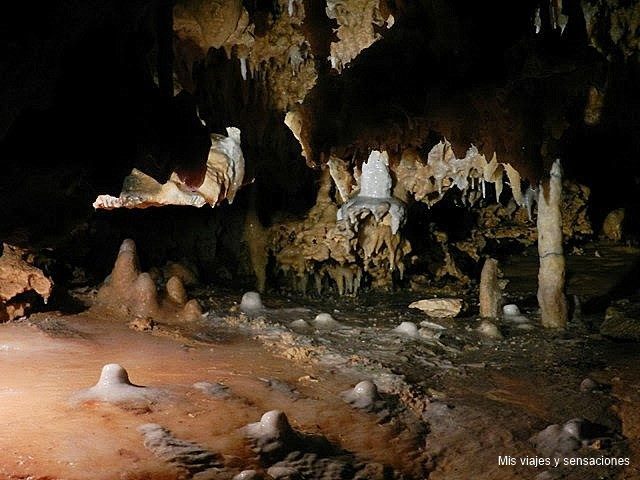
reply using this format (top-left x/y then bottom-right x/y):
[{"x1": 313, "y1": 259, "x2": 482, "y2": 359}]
[{"x1": 269, "y1": 168, "x2": 410, "y2": 294}]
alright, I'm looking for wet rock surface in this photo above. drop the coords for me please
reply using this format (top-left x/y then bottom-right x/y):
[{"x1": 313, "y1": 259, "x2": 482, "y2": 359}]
[{"x1": 1, "y1": 242, "x2": 640, "y2": 479}]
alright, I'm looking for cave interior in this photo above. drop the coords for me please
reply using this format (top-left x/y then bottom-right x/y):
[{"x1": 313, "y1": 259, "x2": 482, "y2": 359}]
[{"x1": 1, "y1": 0, "x2": 640, "y2": 479}]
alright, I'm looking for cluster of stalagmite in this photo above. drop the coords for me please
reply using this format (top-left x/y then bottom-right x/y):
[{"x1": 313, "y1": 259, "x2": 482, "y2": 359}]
[
  {"x1": 93, "y1": 127, "x2": 244, "y2": 210},
  {"x1": 0, "y1": 244, "x2": 52, "y2": 321},
  {"x1": 93, "y1": 239, "x2": 202, "y2": 322}
]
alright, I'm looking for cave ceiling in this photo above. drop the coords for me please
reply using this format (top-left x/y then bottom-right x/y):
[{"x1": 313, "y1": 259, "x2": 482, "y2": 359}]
[{"x1": 0, "y1": 0, "x2": 638, "y2": 209}]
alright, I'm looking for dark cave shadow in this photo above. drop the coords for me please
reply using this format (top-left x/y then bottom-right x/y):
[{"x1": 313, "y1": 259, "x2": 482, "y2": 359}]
[{"x1": 581, "y1": 256, "x2": 640, "y2": 314}]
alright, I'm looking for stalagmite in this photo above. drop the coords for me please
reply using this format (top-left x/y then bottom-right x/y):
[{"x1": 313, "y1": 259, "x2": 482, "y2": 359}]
[
  {"x1": 479, "y1": 257, "x2": 502, "y2": 318},
  {"x1": 244, "y1": 200, "x2": 268, "y2": 293},
  {"x1": 240, "y1": 291, "x2": 264, "y2": 312},
  {"x1": 537, "y1": 160, "x2": 568, "y2": 329},
  {"x1": 93, "y1": 239, "x2": 202, "y2": 322},
  {"x1": 602, "y1": 208, "x2": 625, "y2": 241},
  {"x1": 338, "y1": 150, "x2": 406, "y2": 235}
]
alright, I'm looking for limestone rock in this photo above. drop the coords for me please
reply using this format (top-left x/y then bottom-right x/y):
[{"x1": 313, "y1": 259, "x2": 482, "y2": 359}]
[
  {"x1": 240, "y1": 291, "x2": 264, "y2": 312},
  {"x1": 479, "y1": 257, "x2": 502, "y2": 318},
  {"x1": 601, "y1": 305, "x2": 640, "y2": 341},
  {"x1": 537, "y1": 160, "x2": 568, "y2": 329},
  {"x1": 477, "y1": 319, "x2": 503, "y2": 340},
  {"x1": 94, "y1": 127, "x2": 244, "y2": 210},
  {"x1": 0, "y1": 244, "x2": 53, "y2": 321},
  {"x1": 602, "y1": 208, "x2": 625, "y2": 242},
  {"x1": 326, "y1": 0, "x2": 393, "y2": 71},
  {"x1": 93, "y1": 239, "x2": 201, "y2": 323},
  {"x1": 409, "y1": 298, "x2": 462, "y2": 318},
  {"x1": 340, "y1": 380, "x2": 381, "y2": 411}
]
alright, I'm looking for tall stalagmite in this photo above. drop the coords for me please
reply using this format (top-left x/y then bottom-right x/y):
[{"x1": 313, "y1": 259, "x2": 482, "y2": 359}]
[
  {"x1": 537, "y1": 160, "x2": 568, "y2": 329},
  {"x1": 479, "y1": 257, "x2": 501, "y2": 318}
]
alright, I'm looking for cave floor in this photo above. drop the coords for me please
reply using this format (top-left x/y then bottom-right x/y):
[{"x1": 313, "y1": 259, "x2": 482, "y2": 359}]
[{"x1": 2, "y1": 242, "x2": 640, "y2": 479}]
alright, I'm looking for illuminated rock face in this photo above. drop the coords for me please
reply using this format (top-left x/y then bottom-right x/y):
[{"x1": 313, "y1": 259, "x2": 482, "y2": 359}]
[
  {"x1": 93, "y1": 239, "x2": 202, "y2": 322},
  {"x1": 174, "y1": 0, "x2": 316, "y2": 110},
  {"x1": 269, "y1": 168, "x2": 410, "y2": 294},
  {"x1": 0, "y1": 244, "x2": 52, "y2": 321},
  {"x1": 93, "y1": 127, "x2": 244, "y2": 210},
  {"x1": 326, "y1": 0, "x2": 393, "y2": 72}
]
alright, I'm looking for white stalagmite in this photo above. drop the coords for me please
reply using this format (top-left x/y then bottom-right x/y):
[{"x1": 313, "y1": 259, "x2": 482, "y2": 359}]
[
  {"x1": 537, "y1": 159, "x2": 568, "y2": 328},
  {"x1": 337, "y1": 150, "x2": 406, "y2": 234}
]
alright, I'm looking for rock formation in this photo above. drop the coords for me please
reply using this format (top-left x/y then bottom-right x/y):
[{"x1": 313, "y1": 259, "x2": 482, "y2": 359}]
[
  {"x1": 479, "y1": 257, "x2": 503, "y2": 318},
  {"x1": 93, "y1": 239, "x2": 202, "y2": 323},
  {"x1": 326, "y1": 0, "x2": 394, "y2": 72},
  {"x1": 602, "y1": 208, "x2": 625, "y2": 242},
  {"x1": 537, "y1": 160, "x2": 568, "y2": 329},
  {"x1": 94, "y1": 127, "x2": 244, "y2": 210},
  {"x1": 0, "y1": 244, "x2": 53, "y2": 321},
  {"x1": 269, "y1": 167, "x2": 410, "y2": 294}
]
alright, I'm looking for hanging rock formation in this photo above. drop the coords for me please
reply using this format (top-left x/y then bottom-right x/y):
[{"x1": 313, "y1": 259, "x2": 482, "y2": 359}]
[
  {"x1": 326, "y1": 0, "x2": 394, "y2": 72},
  {"x1": 93, "y1": 127, "x2": 244, "y2": 210},
  {"x1": 174, "y1": 0, "x2": 317, "y2": 110}
]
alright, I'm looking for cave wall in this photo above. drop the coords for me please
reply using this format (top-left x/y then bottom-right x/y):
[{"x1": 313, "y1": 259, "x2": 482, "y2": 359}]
[{"x1": 0, "y1": 0, "x2": 639, "y2": 290}]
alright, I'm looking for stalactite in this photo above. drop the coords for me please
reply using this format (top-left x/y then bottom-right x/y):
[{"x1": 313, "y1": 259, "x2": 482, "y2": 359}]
[{"x1": 537, "y1": 159, "x2": 568, "y2": 329}]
